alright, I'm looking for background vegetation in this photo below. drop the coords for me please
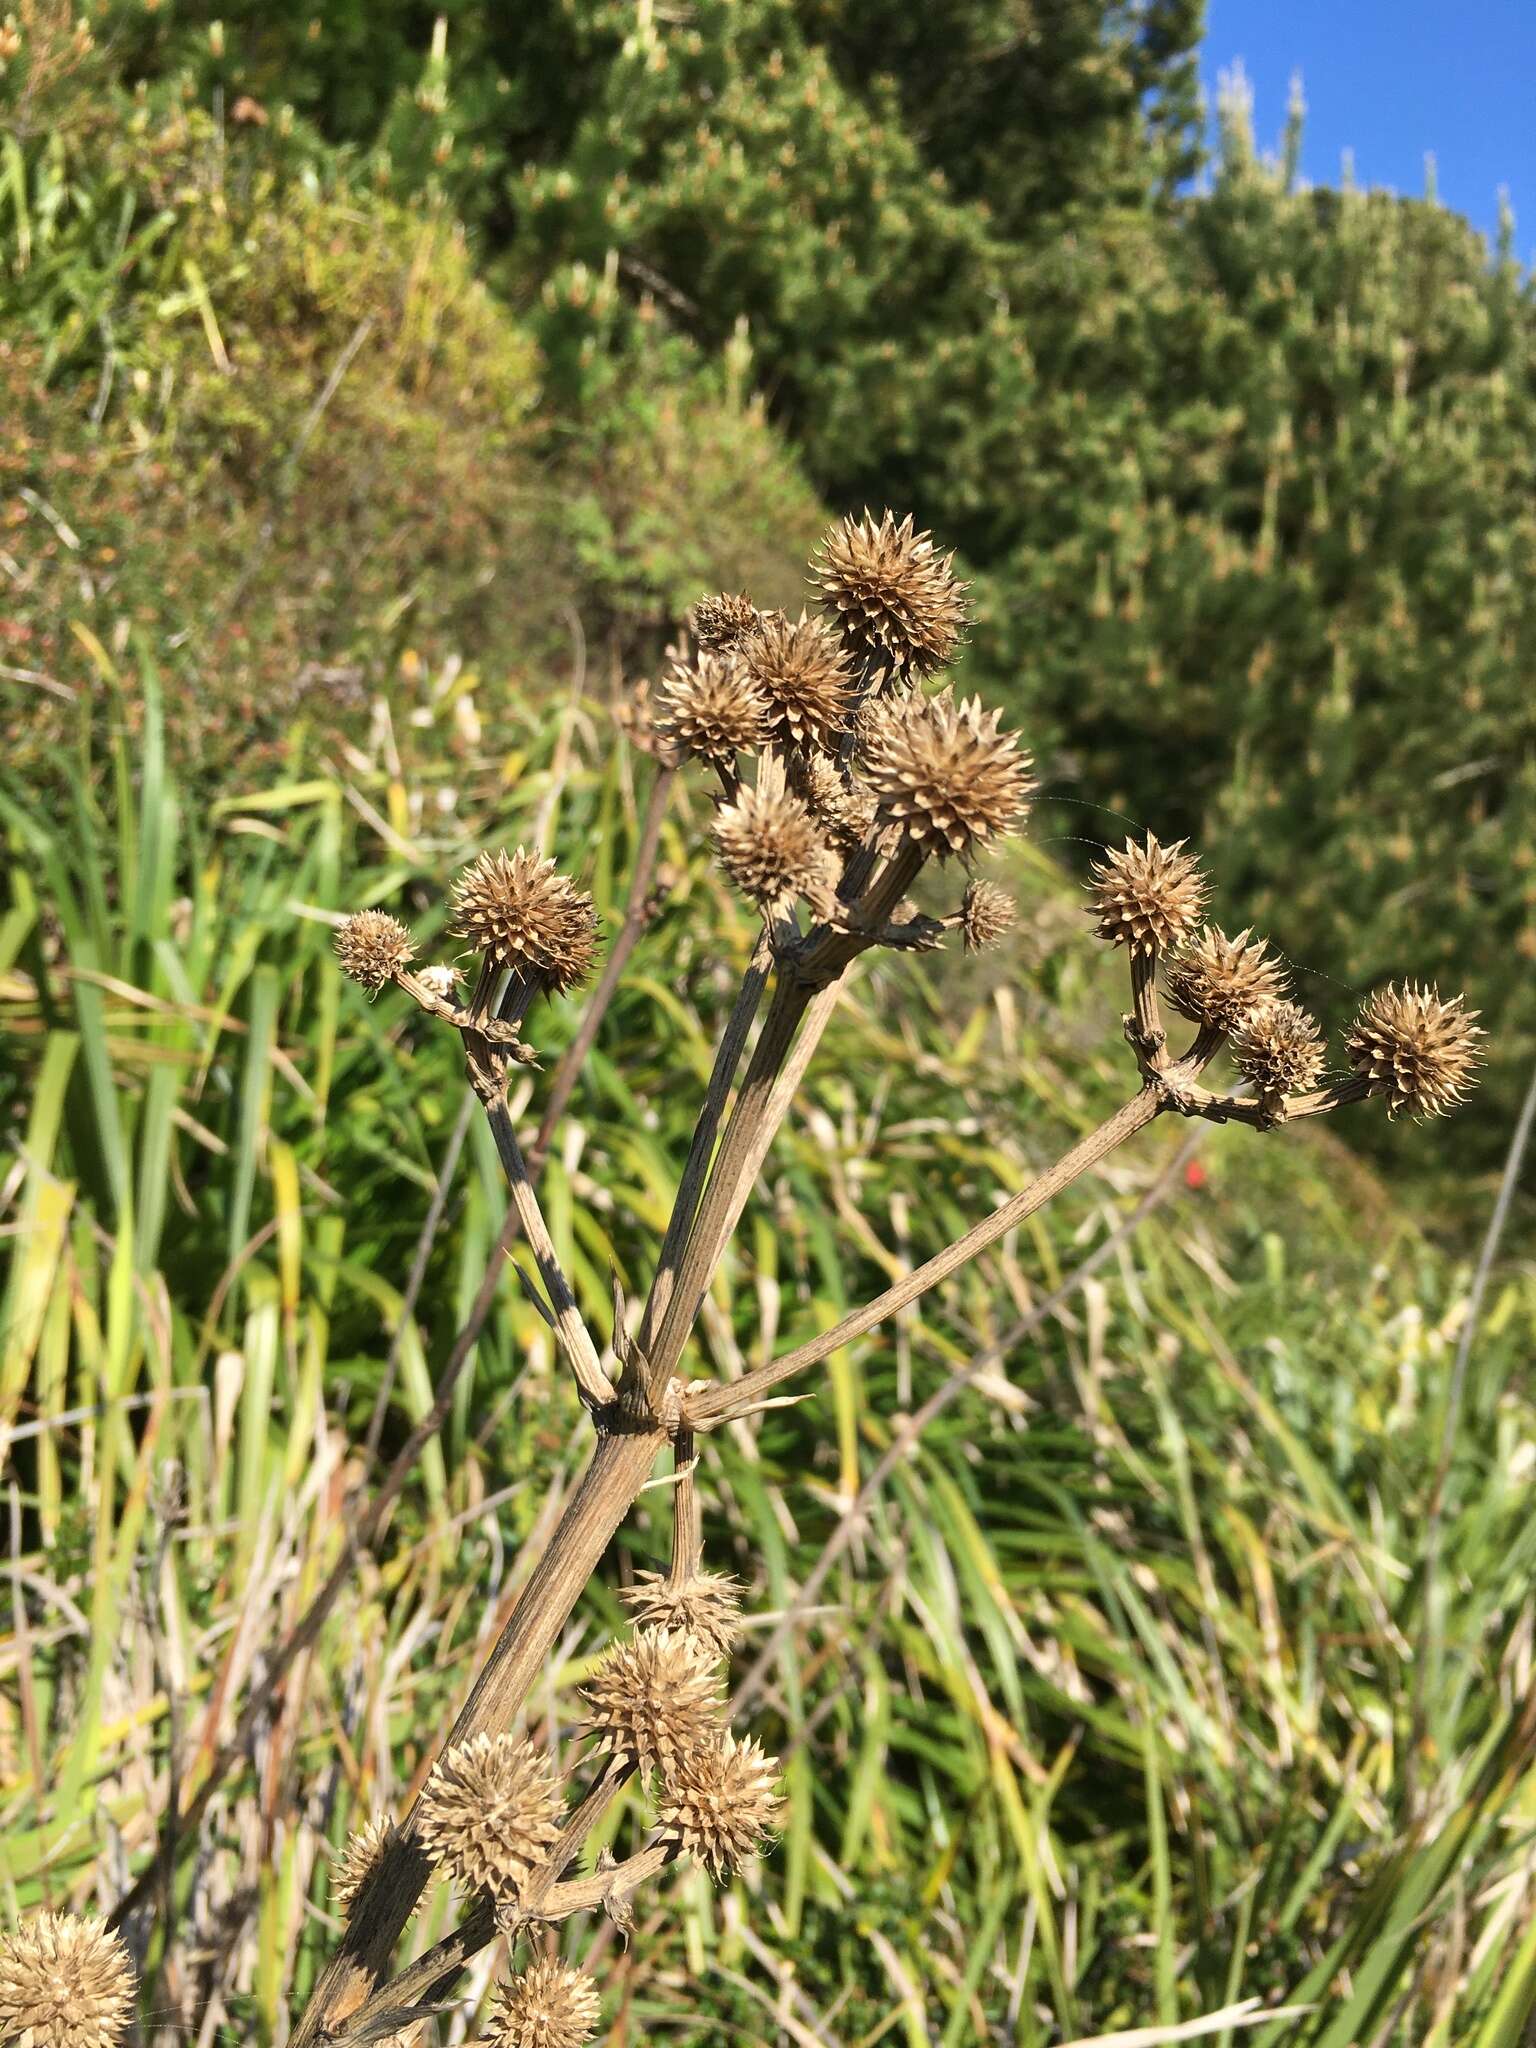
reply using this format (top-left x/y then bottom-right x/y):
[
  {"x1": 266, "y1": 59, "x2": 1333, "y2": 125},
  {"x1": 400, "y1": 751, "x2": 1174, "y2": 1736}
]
[{"x1": 2, "y1": 2, "x2": 1533, "y2": 2042}]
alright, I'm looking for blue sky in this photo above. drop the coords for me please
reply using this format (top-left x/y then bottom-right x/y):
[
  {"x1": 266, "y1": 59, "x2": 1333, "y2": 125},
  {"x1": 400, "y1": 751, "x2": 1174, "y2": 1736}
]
[{"x1": 1200, "y1": 1, "x2": 1536, "y2": 258}]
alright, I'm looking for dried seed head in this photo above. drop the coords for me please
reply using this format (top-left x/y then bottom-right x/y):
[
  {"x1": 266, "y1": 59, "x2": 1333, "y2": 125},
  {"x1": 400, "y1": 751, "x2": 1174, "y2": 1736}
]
[
  {"x1": 1088, "y1": 834, "x2": 1209, "y2": 956},
  {"x1": 656, "y1": 1732, "x2": 783, "y2": 1880},
  {"x1": 859, "y1": 690, "x2": 1033, "y2": 858},
  {"x1": 1229, "y1": 1000, "x2": 1328, "y2": 1102},
  {"x1": 0, "y1": 1912, "x2": 135, "y2": 2048},
  {"x1": 802, "y1": 752, "x2": 877, "y2": 850},
  {"x1": 1346, "y1": 983, "x2": 1484, "y2": 1120},
  {"x1": 581, "y1": 1627, "x2": 722, "y2": 1776},
  {"x1": 740, "y1": 609, "x2": 855, "y2": 752},
  {"x1": 813, "y1": 510, "x2": 969, "y2": 680},
  {"x1": 415, "y1": 963, "x2": 461, "y2": 1003},
  {"x1": 333, "y1": 1816, "x2": 396, "y2": 1915},
  {"x1": 620, "y1": 1570, "x2": 743, "y2": 1658},
  {"x1": 335, "y1": 910, "x2": 413, "y2": 992},
  {"x1": 489, "y1": 1958, "x2": 602, "y2": 2048},
  {"x1": 417, "y1": 1733, "x2": 564, "y2": 1898},
  {"x1": 616, "y1": 678, "x2": 684, "y2": 766},
  {"x1": 691, "y1": 591, "x2": 760, "y2": 651},
  {"x1": 655, "y1": 650, "x2": 769, "y2": 766},
  {"x1": 713, "y1": 784, "x2": 835, "y2": 910},
  {"x1": 961, "y1": 879, "x2": 1017, "y2": 954},
  {"x1": 1163, "y1": 925, "x2": 1290, "y2": 1036},
  {"x1": 451, "y1": 849, "x2": 599, "y2": 995}
]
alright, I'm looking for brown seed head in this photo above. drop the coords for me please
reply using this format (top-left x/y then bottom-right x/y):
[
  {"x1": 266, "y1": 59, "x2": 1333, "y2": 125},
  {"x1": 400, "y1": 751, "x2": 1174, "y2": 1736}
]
[
  {"x1": 489, "y1": 1959, "x2": 602, "y2": 2048},
  {"x1": 1088, "y1": 834, "x2": 1209, "y2": 955},
  {"x1": 417, "y1": 1733, "x2": 564, "y2": 1898},
  {"x1": 332, "y1": 1816, "x2": 396, "y2": 1916},
  {"x1": 415, "y1": 963, "x2": 461, "y2": 1003},
  {"x1": 713, "y1": 784, "x2": 835, "y2": 910},
  {"x1": 334, "y1": 910, "x2": 413, "y2": 992},
  {"x1": 451, "y1": 849, "x2": 599, "y2": 995},
  {"x1": 802, "y1": 752, "x2": 877, "y2": 850},
  {"x1": 813, "y1": 510, "x2": 969, "y2": 680},
  {"x1": 859, "y1": 690, "x2": 1033, "y2": 858},
  {"x1": 581, "y1": 1627, "x2": 722, "y2": 1776},
  {"x1": 1229, "y1": 1000, "x2": 1328, "y2": 1102},
  {"x1": 961, "y1": 879, "x2": 1017, "y2": 954},
  {"x1": 691, "y1": 591, "x2": 761, "y2": 651},
  {"x1": 620, "y1": 1570, "x2": 743, "y2": 1658},
  {"x1": 740, "y1": 609, "x2": 855, "y2": 752},
  {"x1": 1163, "y1": 925, "x2": 1290, "y2": 1036},
  {"x1": 1346, "y1": 983, "x2": 1484, "y2": 1119},
  {"x1": 0, "y1": 1912, "x2": 135, "y2": 2048},
  {"x1": 656, "y1": 1732, "x2": 784, "y2": 1881},
  {"x1": 655, "y1": 650, "x2": 769, "y2": 766}
]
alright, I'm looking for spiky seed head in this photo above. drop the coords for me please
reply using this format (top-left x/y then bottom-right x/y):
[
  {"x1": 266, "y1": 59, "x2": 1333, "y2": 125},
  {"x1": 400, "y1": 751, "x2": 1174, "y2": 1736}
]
[
  {"x1": 489, "y1": 1959, "x2": 602, "y2": 2048},
  {"x1": 713, "y1": 784, "x2": 835, "y2": 910},
  {"x1": 335, "y1": 911, "x2": 413, "y2": 992},
  {"x1": 1088, "y1": 834, "x2": 1209, "y2": 955},
  {"x1": 812, "y1": 510, "x2": 969, "y2": 680},
  {"x1": 802, "y1": 752, "x2": 877, "y2": 849},
  {"x1": 1163, "y1": 925, "x2": 1290, "y2": 1035},
  {"x1": 0, "y1": 1912, "x2": 135, "y2": 2048},
  {"x1": 654, "y1": 650, "x2": 769, "y2": 766},
  {"x1": 620, "y1": 1570, "x2": 743, "y2": 1658},
  {"x1": 740, "y1": 609, "x2": 855, "y2": 752},
  {"x1": 616, "y1": 678, "x2": 684, "y2": 766},
  {"x1": 961, "y1": 879, "x2": 1017, "y2": 954},
  {"x1": 417, "y1": 1733, "x2": 564, "y2": 1898},
  {"x1": 656, "y1": 1732, "x2": 784, "y2": 1880},
  {"x1": 415, "y1": 963, "x2": 460, "y2": 1003},
  {"x1": 1229, "y1": 1000, "x2": 1328, "y2": 1102},
  {"x1": 332, "y1": 1816, "x2": 396, "y2": 1915},
  {"x1": 859, "y1": 689, "x2": 1033, "y2": 858},
  {"x1": 691, "y1": 591, "x2": 760, "y2": 651},
  {"x1": 581, "y1": 1627, "x2": 722, "y2": 1777},
  {"x1": 1346, "y1": 983, "x2": 1484, "y2": 1119},
  {"x1": 451, "y1": 849, "x2": 599, "y2": 995}
]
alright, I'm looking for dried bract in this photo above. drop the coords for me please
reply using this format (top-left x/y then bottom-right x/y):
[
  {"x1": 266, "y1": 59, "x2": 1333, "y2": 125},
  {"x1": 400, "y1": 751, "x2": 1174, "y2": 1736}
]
[
  {"x1": 620, "y1": 1570, "x2": 743, "y2": 1658},
  {"x1": 740, "y1": 609, "x2": 855, "y2": 752},
  {"x1": 860, "y1": 690, "x2": 1032, "y2": 858},
  {"x1": 692, "y1": 591, "x2": 760, "y2": 651},
  {"x1": 655, "y1": 651, "x2": 769, "y2": 766},
  {"x1": 713, "y1": 784, "x2": 833, "y2": 910},
  {"x1": 333, "y1": 1816, "x2": 396, "y2": 1915},
  {"x1": 656, "y1": 1732, "x2": 783, "y2": 1880},
  {"x1": 1088, "y1": 834, "x2": 1208, "y2": 956},
  {"x1": 582, "y1": 1627, "x2": 722, "y2": 1777},
  {"x1": 961, "y1": 879, "x2": 1017, "y2": 954},
  {"x1": 335, "y1": 910, "x2": 413, "y2": 992},
  {"x1": 1346, "y1": 983, "x2": 1484, "y2": 1120},
  {"x1": 451, "y1": 849, "x2": 599, "y2": 995},
  {"x1": 813, "y1": 510, "x2": 968, "y2": 680},
  {"x1": 418, "y1": 1733, "x2": 564, "y2": 1898},
  {"x1": 0, "y1": 1912, "x2": 135, "y2": 2048},
  {"x1": 1229, "y1": 1000, "x2": 1328, "y2": 1103},
  {"x1": 1163, "y1": 925, "x2": 1289, "y2": 1036},
  {"x1": 488, "y1": 1958, "x2": 602, "y2": 2048},
  {"x1": 415, "y1": 963, "x2": 461, "y2": 1003}
]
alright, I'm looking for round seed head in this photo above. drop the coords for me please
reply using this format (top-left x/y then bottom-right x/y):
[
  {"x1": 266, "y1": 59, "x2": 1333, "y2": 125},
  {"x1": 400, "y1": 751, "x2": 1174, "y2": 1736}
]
[
  {"x1": 1346, "y1": 983, "x2": 1484, "y2": 1120},
  {"x1": 616, "y1": 678, "x2": 684, "y2": 766},
  {"x1": 335, "y1": 911, "x2": 413, "y2": 992},
  {"x1": 0, "y1": 1912, "x2": 135, "y2": 2048},
  {"x1": 740, "y1": 609, "x2": 856, "y2": 752},
  {"x1": 1229, "y1": 1000, "x2": 1328, "y2": 1102},
  {"x1": 655, "y1": 650, "x2": 769, "y2": 766},
  {"x1": 961, "y1": 879, "x2": 1017, "y2": 954},
  {"x1": 802, "y1": 752, "x2": 877, "y2": 850},
  {"x1": 656, "y1": 1732, "x2": 783, "y2": 1881},
  {"x1": 713, "y1": 784, "x2": 836, "y2": 910},
  {"x1": 1088, "y1": 834, "x2": 1209, "y2": 956},
  {"x1": 1163, "y1": 925, "x2": 1290, "y2": 1035},
  {"x1": 813, "y1": 510, "x2": 969, "y2": 680},
  {"x1": 691, "y1": 591, "x2": 760, "y2": 651},
  {"x1": 620, "y1": 1570, "x2": 743, "y2": 1658},
  {"x1": 489, "y1": 1958, "x2": 602, "y2": 2048},
  {"x1": 332, "y1": 1816, "x2": 396, "y2": 1916},
  {"x1": 417, "y1": 1733, "x2": 564, "y2": 1898},
  {"x1": 859, "y1": 689, "x2": 1033, "y2": 858},
  {"x1": 451, "y1": 849, "x2": 599, "y2": 995},
  {"x1": 581, "y1": 1627, "x2": 722, "y2": 1777}
]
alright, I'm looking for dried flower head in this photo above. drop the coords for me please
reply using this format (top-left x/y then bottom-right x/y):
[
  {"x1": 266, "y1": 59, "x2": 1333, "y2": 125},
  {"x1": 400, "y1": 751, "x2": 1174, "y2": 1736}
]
[
  {"x1": 451, "y1": 849, "x2": 599, "y2": 995},
  {"x1": 813, "y1": 510, "x2": 968, "y2": 680},
  {"x1": 1088, "y1": 834, "x2": 1209, "y2": 956},
  {"x1": 961, "y1": 879, "x2": 1017, "y2": 954},
  {"x1": 859, "y1": 690, "x2": 1033, "y2": 858},
  {"x1": 1229, "y1": 1000, "x2": 1328, "y2": 1103},
  {"x1": 582, "y1": 1627, "x2": 722, "y2": 1776},
  {"x1": 713, "y1": 784, "x2": 834, "y2": 910},
  {"x1": 615, "y1": 678, "x2": 684, "y2": 766},
  {"x1": 1163, "y1": 925, "x2": 1290, "y2": 1036},
  {"x1": 802, "y1": 752, "x2": 877, "y2": 849},
  {"x1": 620, "y1": 1570, "x2": 743, "y2": 1658},
  {"x1": 1346, "y1": 983, "x2": 1484, "y2": 1119},
  {"x1": 691, "y1": 591, "x2": 760, "y2": 651},
  {"x1": 0, "y1": 1912, "x2": 135, "y2": 2048},
  {"x1": 740, "y1": 609, "x2": 855, "y2": 752},
  {"x1": 488, "y1": 1958, "x2": 602, "y2": 2048},
  {"x1": 415, "y1": 963, "x2": 461, "y2": 1003},
  {"x1": 418, "y1": 1733, "x2": 564, "y2": 1897},
  {"x1": 333, "y1": 1816, "x2": 396, "y2": 1915},
  {"x1": 655, "y1": 650, "x2": 769, "y2": 766},
  {"x1": 656, "y1": 1732, "x2": 783, "y2": 1880},
  {"x1": 335, "y1": 910, "x2": 413, "y2": 992}
]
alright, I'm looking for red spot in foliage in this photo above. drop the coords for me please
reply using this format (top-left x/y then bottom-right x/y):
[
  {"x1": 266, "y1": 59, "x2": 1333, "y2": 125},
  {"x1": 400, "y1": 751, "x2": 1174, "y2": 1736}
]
[{"x1": 1184, "y1": 1160, "x2": 1208, "y2": 1191}]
